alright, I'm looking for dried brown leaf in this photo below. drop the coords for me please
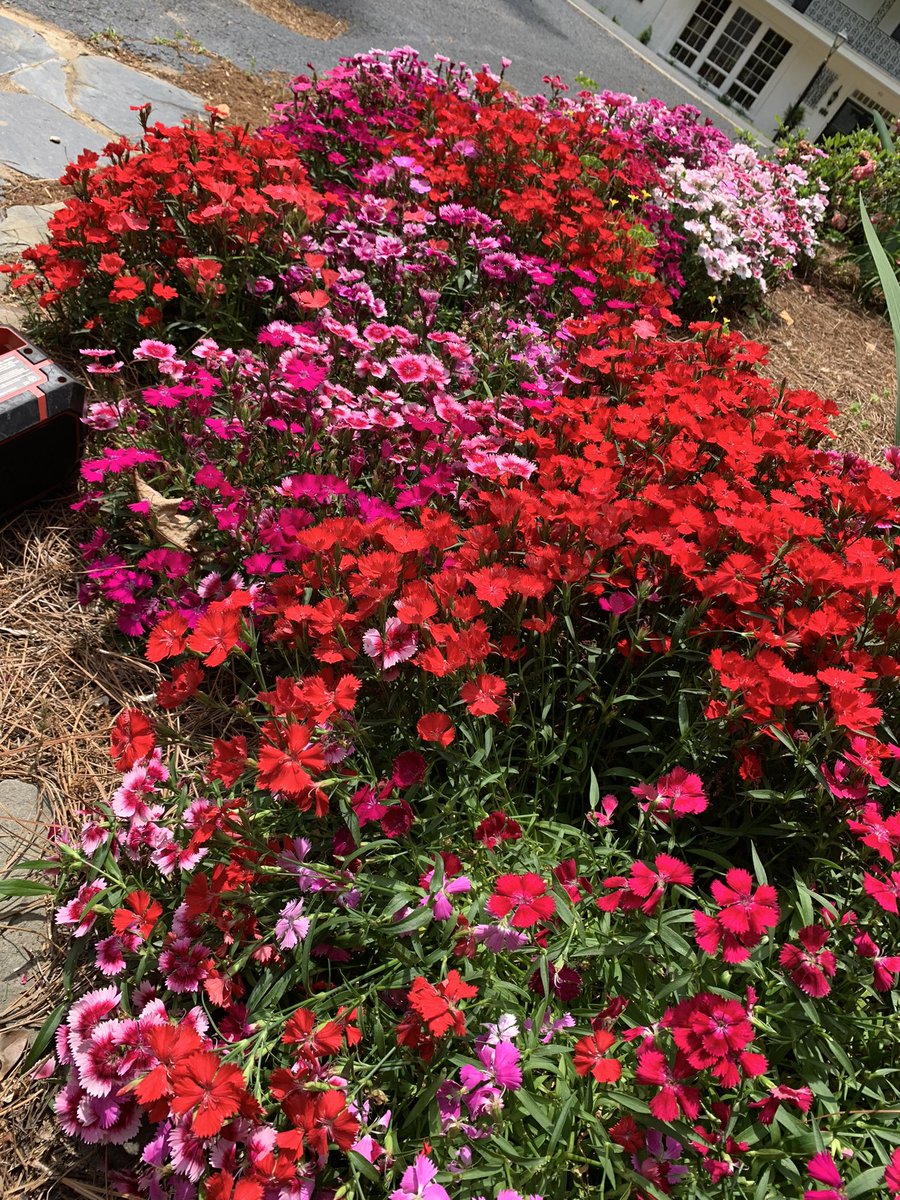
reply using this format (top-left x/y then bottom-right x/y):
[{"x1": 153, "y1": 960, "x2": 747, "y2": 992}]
[
  {"x1": 133, "y1": 476, "x2": 196, "y2": 552},
  {"x1": 0, "y1": 1028, "x2": 30, "y2": 1079}
]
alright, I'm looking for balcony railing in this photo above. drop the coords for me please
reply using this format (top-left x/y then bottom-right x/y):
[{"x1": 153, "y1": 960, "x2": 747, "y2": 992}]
[{"x1": 804, "y1": 0, "x2": 900, "y2": 78}]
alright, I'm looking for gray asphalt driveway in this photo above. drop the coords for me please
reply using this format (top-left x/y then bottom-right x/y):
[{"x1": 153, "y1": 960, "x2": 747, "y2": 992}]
[{"x1": 12, "y1": 0, "x2": 740, "y2": 130}]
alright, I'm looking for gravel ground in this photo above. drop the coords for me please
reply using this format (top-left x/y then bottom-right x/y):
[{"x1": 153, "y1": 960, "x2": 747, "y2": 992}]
[{"x1": 11, "y1": 0, "x2": 738, "y2": 128}]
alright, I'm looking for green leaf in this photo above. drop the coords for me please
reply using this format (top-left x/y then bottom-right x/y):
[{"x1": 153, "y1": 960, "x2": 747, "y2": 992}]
[
  {"x1": 872, "y1": 111, "x2": 895, "y2": 153},
  {"x1": 657, "y1": 921, "x2": 691, "y2": 956},
  {"x1": 845, "y1": 1166, "x2": 887, "y2": 1198},
  {"x1": 0, "y1": 879, "x2": 54, "y2": 897},
  {"x1": 607, "y1": 1089, "x2": 650, "y2": 1114},
  {"x1": 588, "y1": 767, "x2": 600, "y2": 808},
  {"x1": 62, "y1": 935, "x2": 87, "y2": 991},
  {"x1": 750, "y1": 841, "x2": 768, "y2": 885},
  {"x1": 753, "y1": 1166, "x2": 772, "y2": 1200},
  {"x1": 348, "y1": 1151, "x2": 383, "y2": 1184},
  {"x1": 767, "y1": 724, "x2": 798, "y2": 754},
  {"x1": 546, "y1": 1092, "x2": 576, "y2": 1155},
  {"x1": 678, "y1": 692, "x2": 690, "y2": 738},
  {"x1": 794, "y1": 875, "x2": 814, "y2": 927},
  {"x1": 859, "y1": 195, "x2": 900, "y2": 444},
  {"x1": 21, "y1": 1001, "x2": 67, "y2": 1073},
  {"x1": 390, "y1": 905, "x2": 433, "y2": 935},
  {"x1": 515, "y1": 1087, "x2": 553, "y2": 1132},
  {"x1": 246, "y1": 969, "x2": 290, "y2": 1017},
  {"x1": 624, "y1": 1170, "x2": 670, "y2": 1200}
]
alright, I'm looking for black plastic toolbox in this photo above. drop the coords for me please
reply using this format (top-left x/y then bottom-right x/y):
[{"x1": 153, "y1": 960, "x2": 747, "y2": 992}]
[{"x1": 0, "y1": 326, "x2": 84, "y2": 514}]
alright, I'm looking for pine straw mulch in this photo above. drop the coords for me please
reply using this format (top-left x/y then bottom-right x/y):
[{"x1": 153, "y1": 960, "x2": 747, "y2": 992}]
[
  {"x1": 0, "y1": 493, "x2": 251, "y2": 1197},
  {"x1": 235, "y1": 0, "x2": 347, "y2": 40},
  {"x1": 744, "y1": 277, "x2": 898, "y2": 460},
  {"x1": 0, "y1": 175, "x2": 70, "y2": 212},
  {"x1": 0, "y1": 499, "x2": 159, "y2": 1199}
]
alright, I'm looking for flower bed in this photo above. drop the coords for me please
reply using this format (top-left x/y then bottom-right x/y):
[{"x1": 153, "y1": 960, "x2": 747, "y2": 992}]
[
  {"x1": 6, "y1": 51, "x2": 826, "y2": 336},
  {"x1": 8, "y1": 48, "x2": 900, "y2": 1200}
]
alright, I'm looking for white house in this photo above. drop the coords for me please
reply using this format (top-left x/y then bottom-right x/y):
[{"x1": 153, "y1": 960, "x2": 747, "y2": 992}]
[{"x1": 599, "y1": 0, "x2": 900, "y2": 135}]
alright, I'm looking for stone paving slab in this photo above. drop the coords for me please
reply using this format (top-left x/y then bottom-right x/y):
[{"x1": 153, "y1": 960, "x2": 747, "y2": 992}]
[
  {"x1": 0, "y1": 203, "x2": 63, "y2": 255},
  {"x1": 0, "y1": 10, "x2": 206, "y2": 183},
  {"x1": 0, "y1": 13, "x2": 56, "y2": 75},
  {"x1": 71, "y1": 54, "x2": 205, "y2": 133},
  {"x1": 0, "y1": 92, "x2": 109, "y2": 178},
  {"x1": 12, "y1": 58, "x2": 74, "y2": 115},
  {"x1": 0, "y1": 779, "x2": 45, "y2": 1006}
]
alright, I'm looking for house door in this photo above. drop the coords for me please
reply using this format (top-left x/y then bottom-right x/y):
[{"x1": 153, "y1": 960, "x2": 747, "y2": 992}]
[
  {"x1": 669, "y1": 0, "x2": 792, "y2": 113},
  {"x1": 820, "y1": 97, "x2": 874, "y2": 137}
]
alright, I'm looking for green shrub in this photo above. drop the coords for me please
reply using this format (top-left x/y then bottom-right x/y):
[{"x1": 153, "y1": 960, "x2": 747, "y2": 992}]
[{"x1": 780, "y1": 123, "x2": 900, "y2": 299}]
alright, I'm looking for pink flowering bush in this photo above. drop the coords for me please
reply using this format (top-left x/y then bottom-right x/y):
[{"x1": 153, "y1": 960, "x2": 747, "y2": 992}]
[
  {"x1": 563, "y1": 90, "x2": 733, "y2": 170},
  {"x1": 9, "y1": 46, "x2": 900, "y2": 1200},
  {"x1": 266, "y1": 53, "x2": 825, "y2": 312},
  {"x1": 654, "y1": 141, "x2": 827, "y2": 309}
]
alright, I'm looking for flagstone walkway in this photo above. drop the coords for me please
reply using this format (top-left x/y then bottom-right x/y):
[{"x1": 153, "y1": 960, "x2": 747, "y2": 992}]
[
  {"x1": 0, "y1": 8, "x2": 206, "y2": 318},
  {"x1": 0, "y1": 9, "x2": 203, "y2": 180},
  {"x1": 0, "y1": 780, "x2": 43, "y2": 1006}
]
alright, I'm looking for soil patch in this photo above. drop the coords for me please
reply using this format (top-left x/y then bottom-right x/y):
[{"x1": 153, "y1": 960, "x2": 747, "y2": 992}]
[
  {"x1": 175, "y1": 60, "x2": 290, "y2": 131},
  {"x1": 1, "y1": 174, "x2": 69, "y2": 209},
  {"x1": 234, "y1": 0, "x2": 347, "y2": 39}
]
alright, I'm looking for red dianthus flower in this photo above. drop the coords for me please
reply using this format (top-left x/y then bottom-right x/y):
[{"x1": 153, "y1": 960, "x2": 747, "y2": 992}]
[
  {"x1": 779, "y1": 925, "x2": 836, "y2": 997},
  {"x1": 487, "y1": 873, "x2": 555, "y2": 928},
  {"x1": 665, "y1": 992, "x2": 767, "y2": 1088},
  {"x1": 693, "y1": 868, "x2": 779, "y2": 963},
  {"x1": 256, "y1": 721, "x2": 326, "y2": 796},
  {"x1": 109, "y1": 708, "x2": 155, "y2": 771},
  {"x1": 573, "y1": 1026, "x2": 621, "y2": 1083},
  {"x1": 474, "y1": 810, "x2": 522, "y2": 849},
  {"x1": 460, "y1": 673, "x2": 507, "y2": 716},
  {"x1": 632, "y1": 766, "x2": 707, "y2": 821},
  {"x1": 169, "y1": 1050, "x2": 247, "y2": 1136},
  {"x1": 407, "y1": 970, "x2": 478, "y2": 1039}
]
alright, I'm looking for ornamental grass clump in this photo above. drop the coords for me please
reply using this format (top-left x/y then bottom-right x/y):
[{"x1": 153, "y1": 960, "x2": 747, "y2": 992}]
[{"x1": 7, "y1": 48, "x2": 900, "y2": 1200}]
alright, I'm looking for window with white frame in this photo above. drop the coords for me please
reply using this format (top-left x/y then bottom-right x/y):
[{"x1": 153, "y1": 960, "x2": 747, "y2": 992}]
[
  {"x1": 670, "y1": 0, "x2": 731, "y2": 67},
  {"x1": 669, "y1": 0, "x2": 792, "y2": 111},
  {"x1": 727, "y1": 29, "x2": 792, "y2": 109},
  {"x1": 698, "y1": 8, "x2": 761, "y2": 89}
]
